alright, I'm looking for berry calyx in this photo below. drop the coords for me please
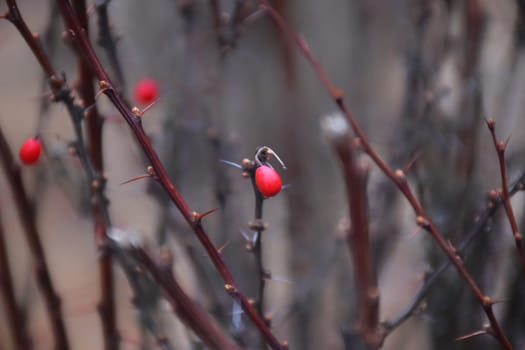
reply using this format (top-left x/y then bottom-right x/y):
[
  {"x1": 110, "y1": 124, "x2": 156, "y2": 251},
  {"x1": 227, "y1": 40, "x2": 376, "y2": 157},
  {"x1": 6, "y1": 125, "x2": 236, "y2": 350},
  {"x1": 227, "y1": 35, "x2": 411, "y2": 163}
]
[
  {"x1": 134, "y1": 78, "x2": 159, "y2": 104},
  {"x1": 255, "y1": 165, "x2": 282, "y2": 197},
  {"x1": 19, "y1": 137, "x2": 41, "y2": 165}
]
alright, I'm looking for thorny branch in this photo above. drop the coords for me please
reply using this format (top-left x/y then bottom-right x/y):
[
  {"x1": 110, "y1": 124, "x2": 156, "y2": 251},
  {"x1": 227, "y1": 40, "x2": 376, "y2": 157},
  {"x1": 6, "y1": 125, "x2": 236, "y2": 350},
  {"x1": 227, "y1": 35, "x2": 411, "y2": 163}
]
[
  {"x1": 54, "y1": 0, "x2": 286, "y2": 348},
  {"x1": 259, "y1": 0, "x2": 512, "y2": 348},
  {"x1": 383, "y1": 170, "x2": 525, "y2": 334},
  {"x1": 3, "y1": 2, "x2": 173, "y2": 348},
  {"x1": 487, "y1": 118, "x2": 525, "y2": 277}
]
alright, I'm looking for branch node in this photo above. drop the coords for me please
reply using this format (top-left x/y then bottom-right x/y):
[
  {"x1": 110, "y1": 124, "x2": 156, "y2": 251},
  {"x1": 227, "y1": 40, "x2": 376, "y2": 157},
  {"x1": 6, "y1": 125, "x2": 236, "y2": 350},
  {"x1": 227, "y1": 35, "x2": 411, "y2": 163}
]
[
  {"x1": 486, "y1": 117, "x2": 495, "y2": 130},
  {"x1": 394, "y1": 168, "x2": 406, "y2": 182},
  {"x1": 224, "y1": 284, "x2": 236, "y2": 294},
  {"x1": 131, "y1": 106, "x2": 143, "y2": 117},
  {"x1": 415, "y1": 216, "x2": 429, "y2": 229},
  {"x1": 248, "y1": 219, "x2": 267, "y2": 232}
]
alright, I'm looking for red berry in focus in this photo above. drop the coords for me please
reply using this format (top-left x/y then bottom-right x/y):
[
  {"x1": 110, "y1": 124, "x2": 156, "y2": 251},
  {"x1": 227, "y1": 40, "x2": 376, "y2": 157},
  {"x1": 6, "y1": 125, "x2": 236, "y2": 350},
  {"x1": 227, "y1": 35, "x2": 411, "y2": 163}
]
[
  {"x1": 255, "y1": 165, "x2": 282, "y2": 197},
  {"x1": 19, "y1": 137, "x2": 41, "y2": 165},
  {"x1": 134, "y1": 78, "x2": 159, "y2": 104}
]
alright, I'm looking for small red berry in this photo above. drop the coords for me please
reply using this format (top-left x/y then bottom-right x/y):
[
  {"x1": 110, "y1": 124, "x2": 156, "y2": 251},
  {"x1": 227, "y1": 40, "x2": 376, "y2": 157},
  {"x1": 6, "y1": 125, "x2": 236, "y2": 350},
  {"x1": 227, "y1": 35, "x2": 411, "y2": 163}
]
[
  {"x1": 19, "y1": 137, "x2": 41, "y2": 165},
  {"x1": 134, "y1": 78, "x2": 159, "y2": 104},
  {"x1": 255, "y1": 165, "x2": 282, "y2": 197}
]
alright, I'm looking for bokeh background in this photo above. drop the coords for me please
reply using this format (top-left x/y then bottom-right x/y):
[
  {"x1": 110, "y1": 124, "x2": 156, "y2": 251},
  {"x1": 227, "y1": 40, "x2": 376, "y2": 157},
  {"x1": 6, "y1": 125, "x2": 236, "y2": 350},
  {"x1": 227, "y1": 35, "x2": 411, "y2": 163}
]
[{"x1": 1, "y1": 0, "x2": 525, "y2": 349}]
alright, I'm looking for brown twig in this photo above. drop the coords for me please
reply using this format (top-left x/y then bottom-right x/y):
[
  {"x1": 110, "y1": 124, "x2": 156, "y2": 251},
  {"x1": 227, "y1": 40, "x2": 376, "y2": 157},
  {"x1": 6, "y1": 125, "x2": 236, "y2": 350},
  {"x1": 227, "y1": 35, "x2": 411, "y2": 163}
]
[
  {"x1": 0, "y1": 122, "x2": 69, "y2": 350},
  {"x1": 0, "y1": 189, "x2": 32, "y2": 350},
  {"x1": 486, "y1": 118, "x2": 525, "y2": 277},
  {"x1": 71, "y1": 1, "x2": 119, "y2": 349},
  {"x1": 259, "y1": 1, "x2": 512, "y2": 348},
  {"x1": 54, "y1": 1, "x2": 286, "y2": 348},
  {"x1": 332, "y1": 138, "x2": 380, "y2": 348}
]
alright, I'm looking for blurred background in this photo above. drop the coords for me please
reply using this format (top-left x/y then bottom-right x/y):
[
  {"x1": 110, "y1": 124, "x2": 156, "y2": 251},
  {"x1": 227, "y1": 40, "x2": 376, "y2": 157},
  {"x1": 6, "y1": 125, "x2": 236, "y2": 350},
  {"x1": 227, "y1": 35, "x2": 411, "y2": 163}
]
[{"x1": 1, "y1": 0, "x2": 525, "y2": 349}]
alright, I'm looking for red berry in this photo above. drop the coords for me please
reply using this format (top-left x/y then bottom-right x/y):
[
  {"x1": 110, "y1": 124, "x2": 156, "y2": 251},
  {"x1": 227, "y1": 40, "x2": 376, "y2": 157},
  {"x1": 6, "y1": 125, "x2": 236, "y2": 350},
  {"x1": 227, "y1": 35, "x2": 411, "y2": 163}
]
[
  {"x1": 255, "y1": 165, "x2": 282, "y2": 197},
  {"x1": 134, "y1": 78, "x2": 159, "y2": 104},
  {"x1": 19, "y1": 137, "x2": 41, "y2": 165}
]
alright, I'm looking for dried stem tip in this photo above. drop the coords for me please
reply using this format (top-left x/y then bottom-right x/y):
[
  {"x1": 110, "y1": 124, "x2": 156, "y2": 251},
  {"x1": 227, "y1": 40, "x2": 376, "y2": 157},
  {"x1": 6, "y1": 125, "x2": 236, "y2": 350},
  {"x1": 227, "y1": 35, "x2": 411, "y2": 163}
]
[{"x1": 486, "y1": 118, "x2": 495, "y2": 130}]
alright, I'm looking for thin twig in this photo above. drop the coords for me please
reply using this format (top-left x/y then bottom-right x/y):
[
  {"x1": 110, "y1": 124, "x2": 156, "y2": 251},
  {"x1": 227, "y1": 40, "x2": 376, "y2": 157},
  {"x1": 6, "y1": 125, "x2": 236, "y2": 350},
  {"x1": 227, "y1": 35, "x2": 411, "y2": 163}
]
[
  {"x1": 0, "y1": 186, "x2": 32, "y2": 350},
  {"x1": 0, "y1": 122, "x2": 69, "y2": 350},
  {"x1": 486, "y1": 118, "x2": 525, "y2": 276},
  {"x1": 54, "y1": 1, "x2": 286, "y2": 348},
  {"x1": 259, "y1": 1, "x2": 512, "y2": 348}
]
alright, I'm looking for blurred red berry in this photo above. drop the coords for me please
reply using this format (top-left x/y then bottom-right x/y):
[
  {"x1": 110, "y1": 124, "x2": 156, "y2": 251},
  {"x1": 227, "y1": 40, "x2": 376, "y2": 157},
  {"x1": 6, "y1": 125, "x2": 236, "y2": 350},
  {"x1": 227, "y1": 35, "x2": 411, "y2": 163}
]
[
  {"x1": 134, "y1": 78, "x2": 159, "y2": 104},
  {"x1": 19, "y1": 137, "x2": 41, "y2": 165},
  {"x1": 255, "y1": 165, "x2": 282, "y2": 197}
]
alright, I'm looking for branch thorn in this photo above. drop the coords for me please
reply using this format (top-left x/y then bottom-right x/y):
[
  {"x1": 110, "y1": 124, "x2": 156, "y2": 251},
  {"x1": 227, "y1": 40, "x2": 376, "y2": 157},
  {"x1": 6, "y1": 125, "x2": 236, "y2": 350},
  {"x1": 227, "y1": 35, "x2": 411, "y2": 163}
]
[
  {"x1": 217, "y1": 241, "x2": 230, "y2": 255},
  {"x1": 219, "y1": 159, "x2": 242, "y2": 169},
  {"x1": 119, "y1": 174, "x2": 152, "y2": 186},
  {"x1": 191, "y1": 208, "x2": 219, "y2": 224}
]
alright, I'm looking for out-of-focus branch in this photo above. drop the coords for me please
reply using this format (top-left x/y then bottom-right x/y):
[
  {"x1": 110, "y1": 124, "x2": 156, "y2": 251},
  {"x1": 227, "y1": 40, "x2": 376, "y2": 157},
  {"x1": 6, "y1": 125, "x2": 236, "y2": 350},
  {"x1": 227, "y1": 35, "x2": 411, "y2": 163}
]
[
  {"x1": 118, "y1": 244, "x2": 243, "y2": 350},
  {"x1": 55, "y1": 1, "x2": 287, "y2": 348},
  {"x1": 0, "y1": 180, "x2": 32, "y2": 350},
  {"x1": 0, "y1": 120, "x2": 69, "y2": 350},
  {"x1": 259, "y1": 1, "x2": 512, "y2": 348},
  {"x1": 324, "y1": 116, "x2": 380, "y2": 348},
  {"x1": 487, "y1": 119, "x2": 525, "y2": 277},
  {"x1": 383, "y1": 170, "x2": 525, "y2": 334},
  {"x1": 71, "y1": 1, "x2": 118, "y2": 349},
  {"x1": 338, "y1": 150, "x2": 379, "y2": 348},
  {"x1": 94, "y1": 0, "x2": 126, "y2": 94},
  {"x1": 4, "y1": 2, "x2": 172, "y2": 348}
]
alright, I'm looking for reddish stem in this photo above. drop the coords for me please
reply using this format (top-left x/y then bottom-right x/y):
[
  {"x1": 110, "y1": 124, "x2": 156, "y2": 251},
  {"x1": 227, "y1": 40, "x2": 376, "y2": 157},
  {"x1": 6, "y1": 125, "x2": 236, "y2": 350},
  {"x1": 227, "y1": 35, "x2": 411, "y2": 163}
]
[
  {"x1": 259, "y1": 1, "x2": 512, "y2": 348},
  {"x1": 486, "y1": 119, "x2": 525, "y2": 277},
  {"x1": 54, "y1": 1, "x2": 286, "y2": 348},
  {"x1": 333, "y1": 140, "x2": 380, "y2": 348}
]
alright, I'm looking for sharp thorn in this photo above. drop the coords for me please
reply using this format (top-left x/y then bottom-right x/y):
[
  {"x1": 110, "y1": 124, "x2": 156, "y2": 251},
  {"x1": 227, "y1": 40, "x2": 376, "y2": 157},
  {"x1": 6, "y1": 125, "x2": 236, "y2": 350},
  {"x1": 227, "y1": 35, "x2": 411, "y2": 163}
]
[
  {"x1": 119, "y1": 174, "x2": 151, "y2": 186},
  {"x1": 219, "y1": 159, "x2": 242, "y2": 169}
]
